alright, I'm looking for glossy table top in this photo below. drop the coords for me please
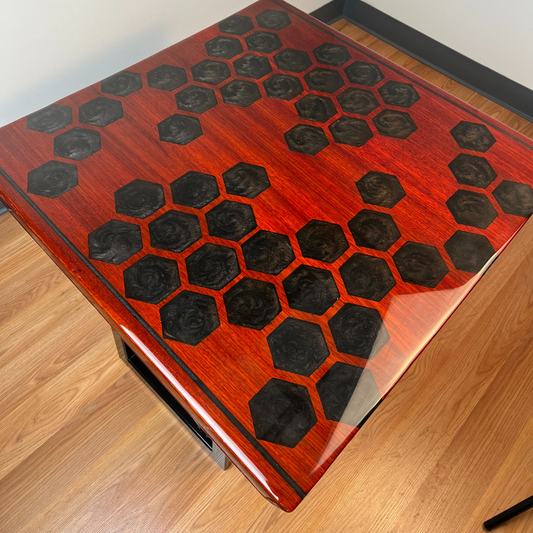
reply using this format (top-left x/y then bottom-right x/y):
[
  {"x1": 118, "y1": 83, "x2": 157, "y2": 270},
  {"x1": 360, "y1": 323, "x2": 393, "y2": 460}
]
[{"x1": 1, "y1": 0, "x2": 533, "y2": 512}]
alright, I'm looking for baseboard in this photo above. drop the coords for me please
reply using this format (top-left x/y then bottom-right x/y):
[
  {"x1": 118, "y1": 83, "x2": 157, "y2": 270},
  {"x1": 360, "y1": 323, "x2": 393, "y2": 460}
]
[{"x1": 310, "y1": 0, "x2": 345, "y2": 24}]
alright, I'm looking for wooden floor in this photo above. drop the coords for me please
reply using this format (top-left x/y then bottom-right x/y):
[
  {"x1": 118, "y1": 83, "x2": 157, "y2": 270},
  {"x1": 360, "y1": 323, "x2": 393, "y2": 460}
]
[{"x1": 1, "y1": 19, "x2": 533, "y2": 532}]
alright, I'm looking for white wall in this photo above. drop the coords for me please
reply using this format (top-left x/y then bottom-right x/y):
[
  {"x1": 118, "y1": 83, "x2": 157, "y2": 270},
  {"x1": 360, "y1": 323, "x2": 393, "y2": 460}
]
[
  {"x1": 365, "y1": 0, "x2": 533, "y2": 91},
  {"x1": 0, "y1": 0, "x2": 326, "y2": 127}
]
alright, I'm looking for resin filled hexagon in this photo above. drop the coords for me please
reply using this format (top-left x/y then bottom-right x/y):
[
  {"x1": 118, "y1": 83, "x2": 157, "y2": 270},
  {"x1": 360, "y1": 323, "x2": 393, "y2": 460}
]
[
  {"x1": 450, "y1": 121, "x2": 496, "y2": 152},
  {"x1": 337, "y1": 88, "x2": 379, "y2": 115},
  {"x1": 356, "y1": 171, "x2": 406, "y2": 208},
  {"x1": 242, "y1": 230, "x2": 295, "y2": 275},
  {"x1": 114, "y1": 179, "x2": 165, "y2": 219},
  {"x1": 256, "y1": 9, "x2": 291, "y2": 30},
  {"x1": 348, "y1": 210, "x2": 401, "y2": 251},
  {"x1": 205, "y1": 200, "x2": 257, "y2": 241},
  {"x1": 313, "y1": 43, "x2": 351, "y2": 67},
  {"x1": 393, "y1": 241, "x2": 449, "y2": 288},
  {"x1": 175, "y1": 86, "x2": 217, "y2": 114},
  {"x1": 263, "y1": 73, "x2": 303, "y2": 100},
  {"x1": 285, "y1": 124, "x2": 329, "y2": 155},
  {"x1": 329, "y1": 117, "x2": 373, "y2": 147},
  {"x1": 88, "y1": 220, "x2": 142, "y2": 265},
  {"x1": 224, "y1": 277, "x2": 281, "y2": 329},
  {"x1": 148, "y1": 210, "x2": 201, "y2": 253},
  {"x1": 191, "y1": 60, "x2": 230, "y2": 85},
  {"x1": 101, "y1": 71, "x2": 142, "y2": 97},
  {"x1": 373, "y1": 109, "x2": 417, "y2": 139},
  {"x1": 267, "y1": 318, "x2": 329, "y2": 376},
  {"x1": 27, "y1": 104, "x2": 72, "y2": 134},
  {"x1": 444, "y1": 231, "x2": 496, "y2": 274},
  {"x1": 295, "y1": 94, "x2": 336, "y2": 123},
  {"x1": 220, "y1": 80, "x2": 261, "y2": 107},
  {"x1": 344, "y1": 61, "x2": 384, "y2": 86},
  {"x1": 205, "y1": 36, "x2": 243, "y2": 59},
  {"x1": 123, "y1": 255, "x2": 180, "y2": 304},
  {"x1": 493, "y1": 180, "x2": 533, "y2": 218},
  {"x1": 449, "y1": 153, "x2": 497, "y2": 189},
  {"x1": 147, "y1": 65, "x2": 187, "y2": 91},
  {"x1": 378, "y1": 81, "x2": 420, "y2": 108},
  {"x1": 158, "y1": 114, "x2": 202, "y2": 145},
  {"x1": 249, "y1": 379, "x2": 316, "y2": 448},
  {"x1": 304, "y1": 68, "x2": 344, "y2": 94},
  {"x1": 296, "y1": 219, "x2": 349, "y2": 263},
  {"x1": 79, "y1": 97, "x2": 123, "y2": 127},
  {"x1": 222, "y1": 162, "x2": 270, "y2": 198},
  {"x1": 54, "y1": 128, "x2": 101, "y2": 160},
  {"x1": 283, "y1": 264, "x2": 339, "y2": 315},
  {"x1": 27, "y1": 161, "x2": 78, "y2": 198},
  {"x1": 233, "y1": 54, "x2": 272, "y2": 79},
  {"x1": 274, "y1": 49, "x2": 312, "y2": 73},
  {"x1": 446, "y1": 190, "x2": 498, "y2": 229},
  {"x1": 186, "y1": 243, "x2": 240, "y2": 290},
  {"x1": 245, "y1": 31, "x2": 282, "y2": 53},
  {"x1": 219, "y1": 14, "x2": 254, "y2": 35},
  {"x1": 160, "y1": 290, "x2": 219, "y2": 345},
  {"x1": 170, "y1": 171, "x2": 219, "y2": 209}
]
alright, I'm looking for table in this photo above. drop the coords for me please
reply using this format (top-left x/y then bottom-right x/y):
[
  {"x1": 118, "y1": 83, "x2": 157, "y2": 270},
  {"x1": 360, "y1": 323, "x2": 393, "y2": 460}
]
[{"x1": 1, "y1": 0, "x2": 533, "y2": 513}]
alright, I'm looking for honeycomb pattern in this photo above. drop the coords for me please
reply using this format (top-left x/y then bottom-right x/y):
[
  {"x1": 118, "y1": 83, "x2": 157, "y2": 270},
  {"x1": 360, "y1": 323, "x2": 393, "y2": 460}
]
[
  {"x1": 329, "y1": 117, "x2": 373, "y2": 147},
  {"x1": 373, "y1": 109, "x2": 417, "y2": 139},
  {"x1": 147, "y1": 65, "x2": 187, "y2": 91},
  {"x1": 295, "y1": 94, "x2": 336, "y2": 123},
  {"x1": 158, "y1": 114, "x2": 202, "y2": 145},
  {"x1": 296, "y1": 219, "x2": 348, "y2": 263},
  {"x1": 205, "y1": 36, "x2": 243, "y2": 59},
  {"x1": 285, "y1": 124, "x2": 329, "y2": 155},
  {"x1": 222, "y1": 162, "x2": 270, "y2": 198},
  {"x1": 234, "y1": 54, "x2": 272, "y2": 79},
  {"x1": 191, "y1": 60, "x2": 231, "y2": 85},
  {"x1": 444, "y1": 231, "x2": 496, "y2": 274},
  {"x1": 242, "y1": 230, "x2": 295, "y2": 274},
  {"x1": 27, "y1": 161, "x2": 78, "y2": 198},
  {"x1": 148, "y1": 210, "x2": 201, "y2": 253},
  {"x1": 27, "y1": 104, "x2": 72, "y2": 134},
  {"x1": 356, "y1": 171, "x2": 406, "y2": 208},
  {"x1": 256, "y1": 9, "x2": 291, "y2": 30},
  {"x1": 220, "y1": 80, "x2": 261, "y2": 107},
  {"x1": 88, "y1": 220, "x2": 142, "y2": 265},
  {"x1": 175, "y1": 86, "x2": 217, "y2": 114},
  {"x1": 304, "y1": 68, "x2": 344, "y2": 94},
  {"x1": 206, "y1": 200, "x2": 257, "y2": 241},
  {"x1": 274, "y1": 49, "x2": 312, "y2": 73},
  {"x1": 448, "y1": 154, "x2": 497, "y2": 188},
  {"x1": 378, "y1": 81, "x2": 420, "y2": 108},
  {"x1": 451, "y1": 121, "x2": 496, "y2": 152},
  {"x1": 263, "y1": 74, "x2": 303, "y2": 100},
  {"x1": 114, "y1": 179, "x2": 165, "y2": 219},
  {"x1": 79, "y1": 97, "x2": 123, "y2": 127},
  {"x1": 219, "y1": 14, "x2": 254, "y2": 35},
  {"x1": 186, "y1": 243, "x2": 240, "y2": 290},
  {"x1": 337, "y1": 88, "x2": 379, "y2": 115},
  {"x1": 493, "y1": 181, "x2": 533, "y2": 218},
  {"x1": 348, "y1": 210, "x2": 401, "y2": 251},
  {"x1": 170, "y1": 171, "x2": 219, "y2": 208},
  {"x1": 344, "y1": 61, "x2": 384, "y2": 86},
  {"x1": 101, "y1": 71, "x2": 142, "y2": 97},
  {"x1": 245, "y1": 31, "x2": 282, "y2": 54},
  {"x1": 393, "y1": 242, "x2": 449, "y2": 288},
  {"x1": 54, "y1": 128, "x2": 101, "y2": 160},
  {"x1": 446, "y1": 190, "x2": 498, "y2": 229},
  {"x1": 313, "y1": 43, "x2": 351, "y2": 67}
]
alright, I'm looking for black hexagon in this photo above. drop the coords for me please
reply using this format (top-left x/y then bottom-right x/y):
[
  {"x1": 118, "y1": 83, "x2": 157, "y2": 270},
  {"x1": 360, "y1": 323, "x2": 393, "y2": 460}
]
[
  {"x1": 79, "y1": 97, "x2": 123, "y2": 127},
  {"x1": 450, "y1": 121, "x2": 496, "y2": 152},
  {"x1": 220, "y1": 80, "x2": 261, "y2": 107},
  {"x1": 328, "y1": 303, "x2": 388, "y2": 359},
  {"x1": 329, "y1": 117, "x2": 373, "y2": 147},
  {"x1": 446, "y1": 190, "x2": 498, "y2": 229},
  {"x1": 245, "y1": 31, "x2": 282, "y2": 53},
  {"x1": 444, "y1": 231, "x2": 496, "y2": 274},
  {"x1": 175, "y1": 86, "x2": 217, "y2": 114},
  {"x1": 88, "y1": 220, "x2": 142, "y2": 265},
  {"x1": 339, "y1": 253, "x2": 396, "y2": 301},
  {"x1": 224, "y1": 277, "x2": 281, "y2": 329},
  {"x1": 27, "y1": 161, "x2": 78, "y2": 198},
  {"x1": 267, "y1": 318, "x2": 329, "y2": 376},
  {"x1": 256, "y1": 9, "x2": 291, "y2": 30},
  {"x1": 295, "y1": 94, "x2": 336, "y2": 123},
  {"x1": 222, "y1": 162, "x2": 270, "y2": 198},
  {"x1": 378, "y1": 81, "x2": 420, "y2": 108},
  {"x1": 205, "y1": 36, "x2": 243, "y2": 59},
  {"x1": 348, "y1": 210, "x2": 401, "y2": 251},
  {"x1": 170, "y1": 171, "x2": 219, "y2": 208},
  {"x1": 191, "y1": 60, "x2": 230, "y2": 85},
  {"x1": 219, "y1": 14, "x2": 254, "y2": 35},
  {"x1": 205, "y1": 200, "x2": 257, "y2": 241},
  {"x1": 493, "y1": 180, "x2": 533, "y2": 218},
  {"x1": 263, "y1": 73, "x2": 303, "y2": 100},
  {"x1": 148, "y1": 210, "x2": 201, "y2": 253},
  {"x1": 283, "y1": 264, "x2": 339, "y2": 315},
  {"x1": 304, "y1": 68, "x2": 344, "y2": 94},
  {"x1": 123, "y1": 255, "x2": 180, "y2": 304},
  {"x1": 373, "y1": 109, "x2": 417, "y2": 139},
  {"x1": 356, "y1": 171, "x2": 406, "y2": 208},
  {"x1": 158, "y1": 114, "x2": 202, "y2": 145},
  {"x1": 344, "y1": 61, "x2": 384, "y2": 86},
  {"x1": 233, "y1": 54, "x2": 272, "y2": 79},
  {"x1": 101, "y1": 71, "x2": 142, "y2": 97},
  {"x1": 249, "y1": 379, "x2": 316, "y2": 448},
  {"x1": 54, "y1": 128, "x2": 101, "y2": 160},
  {"x1": 242, "y1": 230, "x2": 295, "y2": 275},
  {"x1": 393, "y1": 242, "x2": 449, "y2": 288},
  {"x1": 285, "y1": 124, "x2": 329, "y2": 155},
  {"x1": 147, "y1": 65, "x2": 187, "y2": 91},
  {"x1": 27, "y1": 104, "x2": 72, "y2": 134},
  {"x1": 448, "y1": 154, "x2": 496, "y2": 189},
  {"x1": 274, "y1": 49, "x2": 312, "y2": 73},
  {"x1": 160, "y1": 290, "x2": 219, "y2": 345},
  {"x1": 313, "y1": 43, "x2": 351, "y2": 67},
  {"x1": 337, "y1": 88, "x2": 379, "y2": 115},
  {"x1": 114, "y1": 179, "x2": 165, "y2": 219},
  {"x1": 186, "y1": 243, "x2": 240, "y2": 290},
  {"x1": 317, "y1": 362, "x2": 381, "y2": 426},
  {"x1": 296, "y1": 219, "x2": 349, "y2": 263}
]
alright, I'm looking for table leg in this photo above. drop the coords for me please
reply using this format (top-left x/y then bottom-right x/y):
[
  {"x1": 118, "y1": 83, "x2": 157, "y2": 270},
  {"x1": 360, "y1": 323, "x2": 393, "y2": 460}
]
[{"x1": 483, "y1": 495, "x2": 533, "y2": 531}]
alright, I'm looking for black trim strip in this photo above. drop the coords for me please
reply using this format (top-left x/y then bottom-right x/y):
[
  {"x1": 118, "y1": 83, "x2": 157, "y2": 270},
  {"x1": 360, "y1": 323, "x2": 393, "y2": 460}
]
[{"x1": 310, "y1": 0, "x2": 345, "y2": 24}]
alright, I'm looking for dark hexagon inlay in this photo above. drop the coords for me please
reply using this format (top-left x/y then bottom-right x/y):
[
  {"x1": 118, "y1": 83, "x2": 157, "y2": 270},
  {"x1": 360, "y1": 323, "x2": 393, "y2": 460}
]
[
  {"x1": 317, "y1": 362, "x2": 382, "y2": 426},
  {"x1": 54, "y1": 127, "x2": 101, "y2": 161},
  {"x1": 373, "y1": 109, "x2": 417, "y2": 139},
  {"x1": 224, "y1": 277, "x2": 281, "y2": 330},
  {"x1": 285, "y1": 124, "x2": 329, "y2": 155},
  {"x1": 170, "y1": 171, "x2": 219, "y2": 209},
  {"x1": 296, "y1": 219, "x2": 349, "y2": 263},
  {"x1": 148, "y1": 210, "x2": 201, "y2": 253},
  {"x1": 348, "y1": 209, "x2": 401, "y2": 251},
  {"x1": 186, "y1": 243, "x2": 240, "y2": 290},
  {"x1": 205, "y1": 36, "x2": 243, "y2": 59},
  {"x1": 493, "y1": 180, "x2": 533, "y2": 218},
  {"x1": 446, "y1": 190, "x2": 498, "y2": 229},
  {"x1": 124, "y1": 254, "x2": 180, "y2": 304},
  {"x1": 378, "y1": 81, "x2": 420, "y2": 108},
  {"x1": 160, "y1": 290, "x2": 219, "y2": 345},
  {"x1": 263, "y1": 73, "x2": 303, "y2": 100},
  {"x1": 393, "y1": 241, "x2": 449, "y2": 288},
  {"x1": 329, "y1": 116, "x2": 373, "y2": 147},
  {"x1": 274, "y1": 49, "x2": 312, "y2": 73},
  {"x1": 267, "y1": 318, "x2": 329, "y2": 377},
  {"x1": 356, "y1": 171, "x2": 406, "y2": 208},
  {"x1": 220, "y1": 80, "x2": 261, "y2": 107},
  {"x1": 249, "y1": 378, "x2": 316, "y2": 448},
  {"x1": 256, "y1": 9, "x2": 291, "y2": 30},
  {"x1": 450, "y1": 121, "x2": 496, "y2": 152},
  {"x1": 328, "y1": 303, "x2": 389, "y2": 359},
  {"x1": 344, "y1": 61, "x2": 384, "y2": 86},
  {"x1": 337, "y1": 88, "x2": 379, "y2": 115},
  {"x1": 27, "y1": 161, "x2": 78, "y2": 199},
  {"x1": 223, "y1": 162, "x2": 270, "y2": 199},
  {"x1": 449, "y1": 153, "x2": 497, "y2": 189},
  {"x1": 295, "y1": 94, "x2": 336, "y2": 123},
  {"x1": 175, "y1": 86, "x2": 217, "y2": 114},
  {"x1": 444, "y1": 231, "x2": 496, "y2": 274},
  {"x1": 304, "y1": 68, "x2": 344, "y2": 94},
  {"x1": 114, "y1": 179, "x2": 165, "y2": 219},
  {"x1": 79, "y1": 97, "x2": 123, "y2": 127},
  {"x1": 147, "y1": 65, "x2": 187, "y2": 91},
  {"x1": 101, "y1": 71, "x2": 142, "y2": 97},
  {"x1": 219, "y1": 14, "x2": 254, "y2": 35},
  {"x1": 245, "y1": 31, "x2": 282, "y2": 54},
  {"x1": 313, "y1": 43, "x2": 351, "y2": 67},
  {"x1": 283, "y1": 264, "x2": 340, "y2": 316},
  {"x1": 339, "y1": 253, "x2": 396, "y2": 301},
  {"x1": 88, "y1": 220, "x2": 142, "y2": 265},
  {"x1": 158, "y1": 114, "x2": 202, "y2": 145},
  {"x1": 233, "y1": 54, "x2": 272, "y2": 79},
  {"x1": 191, "y1": 60, "x2": 230, "y2": 85},
  {"x1": 242, "y1": 230, "x2": 295, "y2": 275},
  {"x1": 205, "y1": 200, "x2": 257, "y2": 241},
  {"x1": 27, "y1": 104, "x2": 72, "y2": 134}
]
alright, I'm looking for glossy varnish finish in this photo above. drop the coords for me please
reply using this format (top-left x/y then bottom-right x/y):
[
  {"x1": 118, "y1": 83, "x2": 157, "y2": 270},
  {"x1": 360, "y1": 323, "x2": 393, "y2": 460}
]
[{"x1": 1, "y1": 1, "x2": 533, "y2": 511}]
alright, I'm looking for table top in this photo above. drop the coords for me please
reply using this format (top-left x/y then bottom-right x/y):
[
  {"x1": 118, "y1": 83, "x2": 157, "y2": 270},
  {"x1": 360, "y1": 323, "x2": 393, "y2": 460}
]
[{"x1": 1, "y1": 0, "x2": 533, "y2": 512}]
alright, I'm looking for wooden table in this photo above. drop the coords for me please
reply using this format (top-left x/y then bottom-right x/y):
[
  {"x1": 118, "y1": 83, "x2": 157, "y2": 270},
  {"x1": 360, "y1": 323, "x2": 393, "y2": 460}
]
[{"x1": 1, "y1": 0, "x2": 533, "y2": 512}]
